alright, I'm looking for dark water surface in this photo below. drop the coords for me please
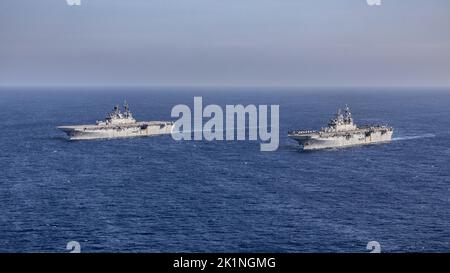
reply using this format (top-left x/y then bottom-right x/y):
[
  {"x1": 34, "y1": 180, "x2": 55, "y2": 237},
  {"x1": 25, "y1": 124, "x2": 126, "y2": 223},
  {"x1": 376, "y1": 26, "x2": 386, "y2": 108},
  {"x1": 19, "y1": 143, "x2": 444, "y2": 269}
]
[{"x1": 0, "y1": 88, "x2": 449, "y2": 252}]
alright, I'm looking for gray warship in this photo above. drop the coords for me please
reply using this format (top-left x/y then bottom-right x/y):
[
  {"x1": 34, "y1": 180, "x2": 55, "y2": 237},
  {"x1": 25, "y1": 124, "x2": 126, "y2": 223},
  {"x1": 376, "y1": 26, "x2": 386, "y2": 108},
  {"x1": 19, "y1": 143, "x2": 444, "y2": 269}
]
[
  {"x1": 58, "y1": 102, "x2": 173, "y2": 140},
  {"x1": 288, "y1": 105, "x2": 393, "y2": 150}
]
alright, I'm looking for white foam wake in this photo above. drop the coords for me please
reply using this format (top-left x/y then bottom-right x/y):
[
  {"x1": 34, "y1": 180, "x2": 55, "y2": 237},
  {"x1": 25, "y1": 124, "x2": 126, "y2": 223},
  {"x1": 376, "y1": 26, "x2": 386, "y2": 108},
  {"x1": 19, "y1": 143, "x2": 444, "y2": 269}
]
[{"x1": 393, "y1": 133, "x2": 435, "y2": 141}]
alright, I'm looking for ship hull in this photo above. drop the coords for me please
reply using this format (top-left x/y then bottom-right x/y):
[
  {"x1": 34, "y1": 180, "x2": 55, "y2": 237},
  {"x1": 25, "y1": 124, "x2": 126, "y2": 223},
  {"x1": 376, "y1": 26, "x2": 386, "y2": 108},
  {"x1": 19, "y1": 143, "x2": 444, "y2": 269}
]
[
  {"x1": 289, "y1": 129, "x2": 393, "y2": 150},
  {"x1": 58, "y1": 121, "x2": 173, "y2": 140}
]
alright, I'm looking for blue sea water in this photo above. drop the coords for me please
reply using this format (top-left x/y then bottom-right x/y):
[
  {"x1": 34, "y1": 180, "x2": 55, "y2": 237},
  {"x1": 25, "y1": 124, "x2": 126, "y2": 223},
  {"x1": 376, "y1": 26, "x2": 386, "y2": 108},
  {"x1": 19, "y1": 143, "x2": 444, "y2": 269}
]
[{"x1": 0, "y1": 87, "x2": 449, "y2": 253}]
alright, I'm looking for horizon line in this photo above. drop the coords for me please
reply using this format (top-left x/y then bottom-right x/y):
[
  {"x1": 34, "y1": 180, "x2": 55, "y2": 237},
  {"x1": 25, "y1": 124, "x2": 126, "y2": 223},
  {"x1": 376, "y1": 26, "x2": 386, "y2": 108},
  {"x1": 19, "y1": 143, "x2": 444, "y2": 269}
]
[{"x1": 1, "y1": 84, "x2": 450, "y2": 90}]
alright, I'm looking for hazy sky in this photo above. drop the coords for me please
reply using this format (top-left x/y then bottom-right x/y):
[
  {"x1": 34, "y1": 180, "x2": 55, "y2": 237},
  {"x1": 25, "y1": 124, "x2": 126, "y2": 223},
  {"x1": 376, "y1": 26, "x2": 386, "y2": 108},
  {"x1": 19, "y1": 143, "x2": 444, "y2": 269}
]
[{"x1": 1, "y1": 0, "x2": 450, "y2": 87}]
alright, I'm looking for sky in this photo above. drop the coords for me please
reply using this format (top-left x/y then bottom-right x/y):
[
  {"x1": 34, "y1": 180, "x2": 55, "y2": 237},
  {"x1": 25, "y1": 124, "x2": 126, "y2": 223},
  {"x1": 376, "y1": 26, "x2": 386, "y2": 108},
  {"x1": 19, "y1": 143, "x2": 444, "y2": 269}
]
[{"x1": 1, "y1": 0, "x2": 450, "y2": 87}]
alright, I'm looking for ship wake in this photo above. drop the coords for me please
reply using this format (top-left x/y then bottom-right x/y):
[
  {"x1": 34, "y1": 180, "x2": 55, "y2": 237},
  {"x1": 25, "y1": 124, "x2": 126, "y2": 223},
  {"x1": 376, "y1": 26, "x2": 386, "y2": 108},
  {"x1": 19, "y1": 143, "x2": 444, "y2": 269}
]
[{"x1": 393, "y1": 133, "x2": 435, "y2": 141}]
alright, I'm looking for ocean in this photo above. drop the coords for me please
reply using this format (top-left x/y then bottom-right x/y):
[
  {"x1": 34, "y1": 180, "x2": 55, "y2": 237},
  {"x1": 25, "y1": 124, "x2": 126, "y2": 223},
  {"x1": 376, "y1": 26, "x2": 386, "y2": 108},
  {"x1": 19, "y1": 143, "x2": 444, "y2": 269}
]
[{"x1": 0, "y1": 87, "x2": 449, "y2": 252}]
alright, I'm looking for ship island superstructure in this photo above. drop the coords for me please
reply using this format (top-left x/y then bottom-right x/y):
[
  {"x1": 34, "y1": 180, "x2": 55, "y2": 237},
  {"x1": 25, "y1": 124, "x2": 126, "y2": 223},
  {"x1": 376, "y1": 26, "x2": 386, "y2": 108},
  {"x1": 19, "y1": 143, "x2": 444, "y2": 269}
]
[
  {"x1": 58, "y1": 102, "x2": 173, "y2": 140},
  {"x1": 288, "y1": 105, "x2": 393, "y2": 150}
]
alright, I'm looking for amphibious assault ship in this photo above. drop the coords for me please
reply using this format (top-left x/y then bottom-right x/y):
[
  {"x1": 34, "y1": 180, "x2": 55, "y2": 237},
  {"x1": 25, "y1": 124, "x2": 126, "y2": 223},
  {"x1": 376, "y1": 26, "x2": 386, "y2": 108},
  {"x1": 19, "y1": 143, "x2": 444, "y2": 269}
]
[
  {"x1": 58, "y1": 102, "x2": 173, "y2": 140},
  {"x1": 288, "y1": 106, "x2": 393, "y2": 150}
]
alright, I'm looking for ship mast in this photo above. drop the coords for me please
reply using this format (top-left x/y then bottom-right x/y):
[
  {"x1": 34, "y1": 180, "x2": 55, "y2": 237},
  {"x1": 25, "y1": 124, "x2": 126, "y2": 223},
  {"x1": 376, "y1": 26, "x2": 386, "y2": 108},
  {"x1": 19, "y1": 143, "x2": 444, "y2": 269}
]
[{"x1": 123, "y1": 100, "x2": 132, "y2": 118}]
